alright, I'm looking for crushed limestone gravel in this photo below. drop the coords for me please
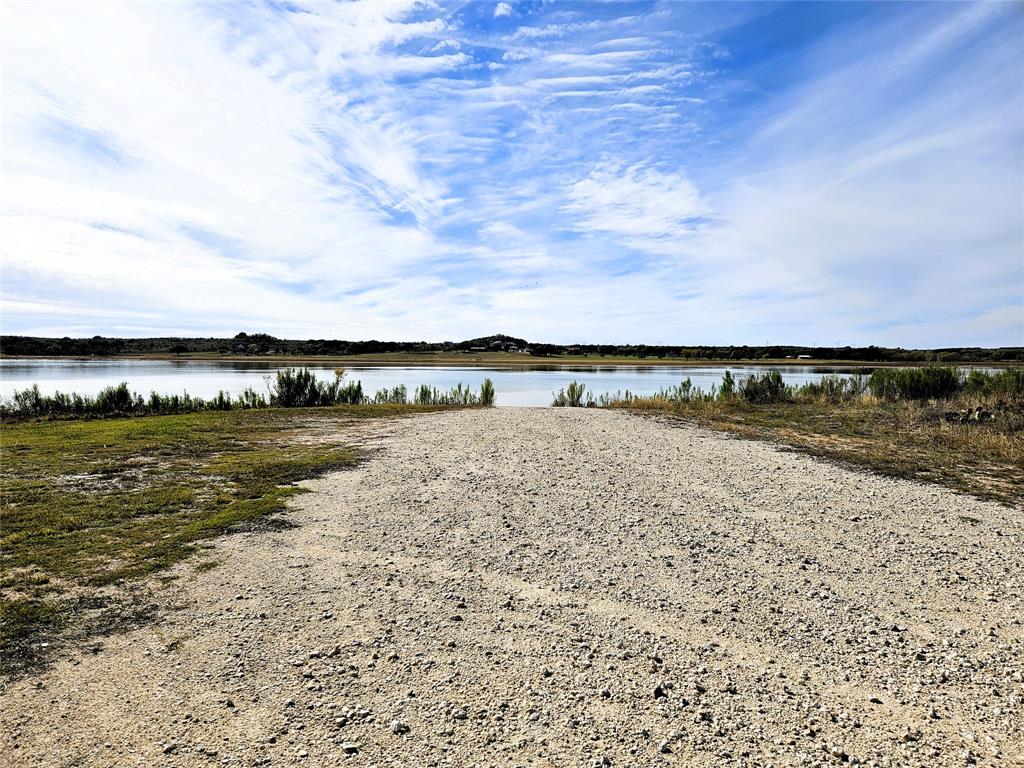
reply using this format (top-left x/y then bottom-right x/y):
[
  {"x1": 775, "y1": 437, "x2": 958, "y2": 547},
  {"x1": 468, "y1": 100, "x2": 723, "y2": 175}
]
[{"x1": 2, "y1": 408, "x2": 1022, "y2": 767}]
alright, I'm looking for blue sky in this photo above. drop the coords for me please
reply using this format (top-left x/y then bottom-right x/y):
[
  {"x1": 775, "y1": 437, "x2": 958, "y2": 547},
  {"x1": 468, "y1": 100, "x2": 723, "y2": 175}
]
[{"x1": 1, "y1": 0, "x2": 1021, "y2": 345}]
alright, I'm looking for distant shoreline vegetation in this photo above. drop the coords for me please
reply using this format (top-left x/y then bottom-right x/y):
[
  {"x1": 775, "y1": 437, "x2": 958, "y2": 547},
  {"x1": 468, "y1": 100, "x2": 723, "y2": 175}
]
[
  {"x1": 552, "y1": 366, "x2": 1024, "y2": 408},
  {"x1": 1, "y1": 333, "x2": 1021, "y2": 363},
  {"x1": 0, "y1": 368, "x2": 496, "y2": 421}
]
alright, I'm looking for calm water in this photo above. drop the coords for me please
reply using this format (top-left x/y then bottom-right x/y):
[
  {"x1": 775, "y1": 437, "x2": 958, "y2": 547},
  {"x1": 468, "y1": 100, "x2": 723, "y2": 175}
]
[{"x1": 0, "y1": 358, "x2": 871, "y2": 407}]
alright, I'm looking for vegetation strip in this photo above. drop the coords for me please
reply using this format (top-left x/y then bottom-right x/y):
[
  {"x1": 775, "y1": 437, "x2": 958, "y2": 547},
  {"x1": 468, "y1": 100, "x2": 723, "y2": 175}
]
[
  {"x1": 0, "y1": 404, "x2": 446, "y2": 674},
  {"x1": 1, "y1": 368, "x2": 496, "y2": 420}
]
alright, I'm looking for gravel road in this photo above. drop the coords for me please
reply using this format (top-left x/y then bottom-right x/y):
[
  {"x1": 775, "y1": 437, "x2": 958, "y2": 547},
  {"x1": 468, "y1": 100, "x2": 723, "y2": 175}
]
[{"x1": 3, "y1": 408, "x2": 1022, "y2": 767}]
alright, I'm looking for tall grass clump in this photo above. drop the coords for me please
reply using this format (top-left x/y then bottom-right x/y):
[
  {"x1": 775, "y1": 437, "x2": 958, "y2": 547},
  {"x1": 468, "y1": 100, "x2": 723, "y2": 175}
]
[
  {"x1": 94, "y1": 382, "x2": 143, "y2": 412},
  {"x1": 480, "y1": 378, "x2": 496, "y2": 406},
  {"x1": 235, "y1": 387, "x2": 267, "y2": 409},
  {"x1": 617, "y1": 378, "x2": 718, "y2": 405},
  {"x1": 797, "y1": 374, "x2": 867, "y2": 403},
  {"x1": 413, "y1": 383, "x2": 481, "y2": 406},
  {"x1": 657, "y1": 377, "x2": 706, "y2": 403},
  {"x1": 552, "y1": 380, "x2": 589, "y2": 407},
  {"x1": 601, "y1": 367, "x2": 1021, "y2": 412},
  {"x1": 372, "y1": 385, "x2": 408, "y2": 404},
  {"x1": 594, "y1": 389, "x2": 633, "y2": 406}
]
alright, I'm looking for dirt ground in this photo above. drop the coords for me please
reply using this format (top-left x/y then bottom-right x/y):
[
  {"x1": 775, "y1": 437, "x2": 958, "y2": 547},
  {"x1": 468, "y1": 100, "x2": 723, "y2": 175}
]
[{"x1": 2, "y1": 408, "x2": 1022, "y2": 767}]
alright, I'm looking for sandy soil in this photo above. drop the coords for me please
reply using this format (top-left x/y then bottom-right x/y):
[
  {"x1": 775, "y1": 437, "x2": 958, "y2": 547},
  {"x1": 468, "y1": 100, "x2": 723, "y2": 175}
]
[{"x1": 2, "y1": 408, "x2": 1022, "y2": 767}]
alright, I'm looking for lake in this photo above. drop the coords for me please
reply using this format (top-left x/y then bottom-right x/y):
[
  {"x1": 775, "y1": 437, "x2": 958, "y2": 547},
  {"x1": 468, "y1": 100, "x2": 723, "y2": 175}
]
[{"x1": 0, "y1": 358, "x2": 876, "y2": 407}]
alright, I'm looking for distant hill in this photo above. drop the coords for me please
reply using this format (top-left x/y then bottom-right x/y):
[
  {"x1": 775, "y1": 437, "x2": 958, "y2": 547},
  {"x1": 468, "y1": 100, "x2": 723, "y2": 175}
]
[
  {"x1": 0, "y1": 333, "x2": 1020, "y2": 363},
  {"x1": 455, "y1": 334, "x2": 529, "y2": 351}
]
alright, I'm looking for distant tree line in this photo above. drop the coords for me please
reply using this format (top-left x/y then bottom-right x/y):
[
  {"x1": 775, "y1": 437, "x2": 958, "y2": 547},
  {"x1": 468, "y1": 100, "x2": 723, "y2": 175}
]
[
  {"x1": 525, "y1": 342, "x2": 1023, "y2": 363},
  {"x1": 1, "y1": 332, "x2": 1020, "y2": 363}
]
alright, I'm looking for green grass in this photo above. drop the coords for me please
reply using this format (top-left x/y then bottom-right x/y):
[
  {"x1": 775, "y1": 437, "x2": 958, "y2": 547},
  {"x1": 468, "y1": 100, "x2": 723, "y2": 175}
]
[{"x1": 0, "y1": 404, "x2": 442, "y2": 673}]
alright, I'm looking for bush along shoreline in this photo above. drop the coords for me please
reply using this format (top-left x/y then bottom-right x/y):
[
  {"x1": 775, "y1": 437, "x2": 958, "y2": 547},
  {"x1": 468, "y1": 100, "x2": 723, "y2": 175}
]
[
  {"x1": 1, "y1": 368, "x2": 496, "y2": 421},
  {"x1": 552, "y1": 366, "x2": 1023, "y2": 408}
]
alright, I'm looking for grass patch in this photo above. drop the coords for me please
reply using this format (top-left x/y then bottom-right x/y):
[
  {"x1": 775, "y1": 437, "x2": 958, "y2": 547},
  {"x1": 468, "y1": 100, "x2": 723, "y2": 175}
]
[
  {"x1": 0, "y1": 404, "x2": 442, "y2": 674},
  {"x1": 612, "y1": 397, "x2": 1024, "y2": 506}
]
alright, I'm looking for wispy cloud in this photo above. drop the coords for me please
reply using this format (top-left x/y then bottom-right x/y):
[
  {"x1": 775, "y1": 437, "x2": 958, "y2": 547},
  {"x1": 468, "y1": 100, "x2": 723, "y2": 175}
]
[
  {"x1": 565, "y1": 162, "x2": 709, "y2": 245},
  {"x1": 1, "y1": 0, "x2": 1020, "y2": 345}
]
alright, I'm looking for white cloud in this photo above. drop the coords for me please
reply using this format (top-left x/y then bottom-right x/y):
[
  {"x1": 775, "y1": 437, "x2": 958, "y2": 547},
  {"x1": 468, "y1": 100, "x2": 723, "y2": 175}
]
[
  {"x1": 479, "y1": 221, "x2": 528, "y2": 241},
  {"x1": 545, "y1": 50, "x2": 651, "y2": 69},
  {"x1": 0, "y1": 0, "x2": 458, "y2": 338},
  {"x1": 493, "y1": 2, "x2": 514, "y2": 19},
  {"x1": 0, "y1": 0, "x2": 1019, "y2": 347},
  {"x1": 564, "y1": 162, "x2": 709, "y2": 245},
  {"x1": 508, "y1": 16, "x2": 639, "y2": 41}
]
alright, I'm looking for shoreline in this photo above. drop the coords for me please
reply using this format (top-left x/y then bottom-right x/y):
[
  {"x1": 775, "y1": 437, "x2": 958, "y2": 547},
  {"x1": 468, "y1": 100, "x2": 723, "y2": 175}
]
[{"x1": 1, "y1": 353, "x2": 1017, "y2": 368}]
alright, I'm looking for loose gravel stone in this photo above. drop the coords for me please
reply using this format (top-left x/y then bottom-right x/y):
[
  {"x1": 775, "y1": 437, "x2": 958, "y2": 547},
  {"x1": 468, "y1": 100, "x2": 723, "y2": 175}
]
[{"x1": 1, "y1": 408, "x2": 1021, "y2": 767}]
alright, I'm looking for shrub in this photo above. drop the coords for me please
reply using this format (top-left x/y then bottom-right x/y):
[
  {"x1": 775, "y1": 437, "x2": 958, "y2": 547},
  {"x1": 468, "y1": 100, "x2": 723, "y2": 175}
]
[
  {"x1": 267, "y1": 368, "x2": 366, "y2": 407},
  {"x1": 868, "y1": 367, "x2": 962, "y2": 401},
  {"x1": 270, "y1": 368, "x2": 328, "y2": 407},
  {"x1": 211, "y1": 391, "x2": 233, "y2": 411},
  {"x1": 94, "y1": 382, "x2": 142, "y2": 413},
  {"x1": 740, "y1": 370, "x2": 792, "y2": 404},
  {"x1": 236, "y1": 387, "x2": 266, "y2": 409},
  {"x1": 335, "y1": 380, "x2": 365, "y2": 405},
  {"x1": 10, "y1": 384, "x2": 44, "y2": 417},
  {"x1": 962, "y1": 367, "x2": 1024, "y2": 399},
  {"x1": 718, "y1": 371, "x2": 736, "y2": 400}
]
